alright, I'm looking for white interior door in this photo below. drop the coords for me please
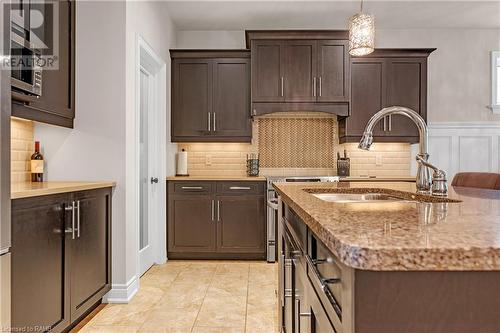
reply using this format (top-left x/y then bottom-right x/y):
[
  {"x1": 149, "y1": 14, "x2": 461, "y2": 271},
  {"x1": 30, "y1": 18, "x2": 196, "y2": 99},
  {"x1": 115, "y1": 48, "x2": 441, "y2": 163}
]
[{"x1": 139, "y1": 67, "x2": 158, "y2": 276}]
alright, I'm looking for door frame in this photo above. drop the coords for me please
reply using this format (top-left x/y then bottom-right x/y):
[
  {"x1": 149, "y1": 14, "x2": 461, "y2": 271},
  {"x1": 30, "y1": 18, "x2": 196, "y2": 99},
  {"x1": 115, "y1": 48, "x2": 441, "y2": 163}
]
[{"x1": 135, "y1": 35, "x2": 167, "y2": 277}]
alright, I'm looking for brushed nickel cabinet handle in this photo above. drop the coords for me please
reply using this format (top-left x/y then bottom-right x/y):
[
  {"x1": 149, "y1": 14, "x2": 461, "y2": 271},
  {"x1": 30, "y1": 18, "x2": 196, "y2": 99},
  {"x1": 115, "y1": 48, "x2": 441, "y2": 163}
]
[
  {"x1": 319, "y1": 76, "x2": 322, "y2": 97},
  {"x1": 211, "y1": 200, "x2": 215, "y2": 222},
  {"x1": 65, "y1": 201, "x2": 75, "y2": 239},
  {"x1": 388, "y1": 114, "x2": 392, "y2": 131},
  {"x1": 313, "y1": 77, "x2": 317, "y2": 97},
  {"x1": 76, "y1": 200, "x2": 81, "y2": 238},
  {"x1": 229, "y1": 186, "x2": 251, "y2": 190},
  {"x1": 281, "y1": 77, "x2": 284, "y2": 97},
  {"x1": 383, "y1": 116, "x2": 387, "y2": 131},
  {"x1": 182, "y1": 186, "x2": 201, "y2": 189},
  {"x1": 207, "y1": 112, "x2": 211, "y2": 132},
  {"x1": 213, "y1": 112, "x2": 216, "y2": 132},
  {"x1": 217, "y1": 200, "x2": 220, "y2": 222}
]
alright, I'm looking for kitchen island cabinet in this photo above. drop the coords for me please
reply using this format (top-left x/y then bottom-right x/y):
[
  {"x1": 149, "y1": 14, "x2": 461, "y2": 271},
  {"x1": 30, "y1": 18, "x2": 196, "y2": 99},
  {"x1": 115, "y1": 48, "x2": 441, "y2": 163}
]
[
  {"x1": 11, "y1": 187, "x2": 112, "y2": 333},
  {"x1": 167, "y1": 180, "x2": 266, "y2": 259},
  {"x1": 275, "y1": 181, "x2": 500, "y2": 333}
]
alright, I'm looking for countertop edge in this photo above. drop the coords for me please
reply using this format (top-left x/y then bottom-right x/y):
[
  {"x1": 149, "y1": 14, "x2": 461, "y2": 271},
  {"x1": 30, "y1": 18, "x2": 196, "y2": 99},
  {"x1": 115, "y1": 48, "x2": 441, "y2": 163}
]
[
  {"x1": 167, "y1": 176, "x2": 266, "y2": 181},
  {"x1": 276, "y1": 186, "x2": 500, "y2": 271},
  {"x1": 12, "y1": 182, "x2": 116, "y2": 200}
]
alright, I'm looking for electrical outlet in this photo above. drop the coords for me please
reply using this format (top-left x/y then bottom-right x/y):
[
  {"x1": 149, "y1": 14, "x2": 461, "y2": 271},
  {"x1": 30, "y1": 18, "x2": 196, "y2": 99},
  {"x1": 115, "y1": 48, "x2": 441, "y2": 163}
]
[
  {"x1": 376, "y1": 154, "x2": 383, "y2": 166},
  {"x1": 205, "y1": 154, "x2": 212, "y2": 166}
]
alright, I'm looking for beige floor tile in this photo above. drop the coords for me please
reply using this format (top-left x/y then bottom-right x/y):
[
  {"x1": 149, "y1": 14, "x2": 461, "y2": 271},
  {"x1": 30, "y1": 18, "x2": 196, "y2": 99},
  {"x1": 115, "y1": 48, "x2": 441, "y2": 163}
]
[
  {"x1": 140, "y1": 307, "x2": 199, "y2": 330},
  {"x1": 79, "y1": 324, "x2": 140, "y2": 333},
  {"x1": 195, "y1": 294, "x2": 247, "y2": 328},
  {"x1": 245, "y1": 303, "x2": 277, "y2": 333}
]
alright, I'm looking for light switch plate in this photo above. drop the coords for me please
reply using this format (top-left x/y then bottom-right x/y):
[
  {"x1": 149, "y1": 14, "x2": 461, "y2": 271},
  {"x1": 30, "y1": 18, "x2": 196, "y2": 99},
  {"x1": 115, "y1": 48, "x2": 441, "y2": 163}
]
[{"x1": 376, "y1": 154, "x2": 383, "y2": 166}]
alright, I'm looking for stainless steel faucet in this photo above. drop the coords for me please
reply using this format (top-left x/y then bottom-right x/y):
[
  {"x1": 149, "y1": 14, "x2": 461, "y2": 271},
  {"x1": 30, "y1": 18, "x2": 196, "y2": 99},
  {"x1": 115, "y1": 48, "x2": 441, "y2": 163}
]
[{"x1": 358, "y1": 106, "x2": 447, "y2": 195}]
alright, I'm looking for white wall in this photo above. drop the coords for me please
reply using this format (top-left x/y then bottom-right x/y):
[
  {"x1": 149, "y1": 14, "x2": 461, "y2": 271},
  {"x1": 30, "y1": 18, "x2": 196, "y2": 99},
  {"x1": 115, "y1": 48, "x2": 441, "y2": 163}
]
[
  {"x1": 34, "y1": 1, "x2": 176, "y2": 302},
  {"x1": 176, "y1": 28, "x2": 500, "y2": 123}
]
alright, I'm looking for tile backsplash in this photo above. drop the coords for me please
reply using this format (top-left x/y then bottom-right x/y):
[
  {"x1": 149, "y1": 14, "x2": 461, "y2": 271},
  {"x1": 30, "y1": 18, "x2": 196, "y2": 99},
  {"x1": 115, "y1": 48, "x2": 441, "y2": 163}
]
[
  {"x1": 11, "y1": 118, "x2": 34, "y2": 182},
  {"x1": 178, "y1": 113, "x2": 412, "y2": 177}
]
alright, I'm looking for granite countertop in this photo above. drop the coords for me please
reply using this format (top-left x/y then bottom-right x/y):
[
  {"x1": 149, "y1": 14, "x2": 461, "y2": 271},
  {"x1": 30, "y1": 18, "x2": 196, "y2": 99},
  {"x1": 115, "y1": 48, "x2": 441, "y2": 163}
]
[
  {"x1": 167, "y1": 175, "x2": 266, "y2": 181},
  {"x1": 12, "y1": 181, "x2": 116, "y2": 199},
  {"x1": 274, "y1": 181, "x2": 500, "y2": 271},
  {"x1": 340, "y1": 176, "x2": 415, "y2": 182}
]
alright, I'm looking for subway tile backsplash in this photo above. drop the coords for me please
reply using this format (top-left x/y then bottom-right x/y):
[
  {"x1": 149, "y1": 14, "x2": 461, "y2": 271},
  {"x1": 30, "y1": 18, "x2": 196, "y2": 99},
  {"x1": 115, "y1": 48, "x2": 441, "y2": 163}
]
[
  {"x1": 11, "y1": 118, "x2": 34, "y2": 182},
  {"x1": 179, "y1": 113, "x2": 412, "y2": 177}
]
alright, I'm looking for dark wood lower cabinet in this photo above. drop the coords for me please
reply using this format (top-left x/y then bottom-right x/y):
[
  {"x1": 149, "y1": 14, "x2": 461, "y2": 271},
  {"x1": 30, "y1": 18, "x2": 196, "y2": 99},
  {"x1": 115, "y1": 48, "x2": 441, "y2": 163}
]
[
  {"x1": 11, "y1": 188, "x2": 112, "y2": 333},
  {"x1": 167, "y1": 181, "x2": 266, "y2": 259}
]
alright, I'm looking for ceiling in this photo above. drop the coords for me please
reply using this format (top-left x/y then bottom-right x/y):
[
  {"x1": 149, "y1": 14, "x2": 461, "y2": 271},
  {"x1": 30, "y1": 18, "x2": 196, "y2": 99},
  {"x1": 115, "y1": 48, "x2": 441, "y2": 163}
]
[{"x1": 164, "y1": 1, "x2": 500, "y2": 30}]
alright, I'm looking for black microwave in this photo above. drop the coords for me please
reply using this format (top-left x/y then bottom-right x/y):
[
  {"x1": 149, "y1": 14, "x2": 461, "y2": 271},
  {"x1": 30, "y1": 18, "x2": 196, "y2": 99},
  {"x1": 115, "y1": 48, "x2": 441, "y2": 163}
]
[{"x1": 10, "y1": 32, "x2": 42, "y2": 96}]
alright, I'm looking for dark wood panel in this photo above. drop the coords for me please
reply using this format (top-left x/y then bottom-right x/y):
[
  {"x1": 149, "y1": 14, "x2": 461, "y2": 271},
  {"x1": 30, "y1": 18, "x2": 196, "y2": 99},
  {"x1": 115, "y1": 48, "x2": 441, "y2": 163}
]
[
  {"x1": 355, "y1": 270, "x2": 500, "y2": 333},
  {"x1": 342, "y1": 59, "x2": 385, "y2": 138},
  {"x1": 213, "y1": 58, "x2": 251, "y2": 138},
  {"x1": 167, "y1": 195, "x2": 216, "y2": 253},
  {"x1": 283, "y1": 40, "x2": 317, "y2": 102},
  {"x1": 172, "y1": 58, "x2": 212, "y2": 138},
  {"x1": 215, "y1": 181, "x2": 265, "y2": 195},
  {"x1": 69, "y1": 189, "x2": 111, "y2": 321},
  {"x1": 245, "y1": 30, "x2": 349, "y2": 48},
  {"x1": 251, "y1": 41, "x2": 284, "y2": 102},
  {"x1": 170, "y1": 49, "x2": 250, "y2": 59},
  {"x1": 386, "y1": 59, "x2": 426, "y2": 137},
  {"x1": 11, "y1": 194, "x2": 70, "y2": 333},
  {"x1": 12, "y1": 0, "x2": 75, "y2": 128},
  {"x1": 216, "y1": 195, "x2": 266, "y2": 254},
  {"x1": 251, "y1": 102, "x2": 349, "y2": 117},
  {"x1": 317, "y1": 40, "x2": 349, "y2": 103},
  {"x1": 171, "y1": 181, "x2": 214, "y2": 195}
]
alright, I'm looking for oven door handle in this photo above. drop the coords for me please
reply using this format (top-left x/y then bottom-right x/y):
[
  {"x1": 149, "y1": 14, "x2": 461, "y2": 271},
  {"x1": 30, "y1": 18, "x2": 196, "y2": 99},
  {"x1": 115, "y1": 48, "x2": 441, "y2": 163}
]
[
  {"x1": 267, "y1": 199, "x2": 279, "y2": 210},
  {"x1": 12, "y1": 91, "x2": 39, "y2": 104}
]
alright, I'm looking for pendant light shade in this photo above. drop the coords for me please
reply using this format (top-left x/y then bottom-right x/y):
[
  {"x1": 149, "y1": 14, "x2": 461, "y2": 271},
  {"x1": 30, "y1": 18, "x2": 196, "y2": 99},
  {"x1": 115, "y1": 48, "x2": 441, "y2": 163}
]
[{"x1": 348, "y1": 1, "x2": 375, "y2": 56}]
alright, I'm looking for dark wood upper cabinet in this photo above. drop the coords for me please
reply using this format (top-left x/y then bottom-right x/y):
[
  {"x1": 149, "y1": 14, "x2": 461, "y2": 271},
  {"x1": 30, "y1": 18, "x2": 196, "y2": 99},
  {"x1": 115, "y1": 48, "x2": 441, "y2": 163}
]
[
  {"x1": 339, "y1": 49, "x2": 434, "y2": 143},
  {"x1": 251, "y1": 41, "x2": 284, "y2": 103},
  {"x1": 246, "y1": 30, "x2": 350, "y2": 116},
  {"x1": 167, "y1": 181, "x2": 266, "y2": 260},
  {"x1": 317, "y1": 40, "x2": 350, "y2": 103},
  {"x1": 171, "y1": 50, "x2": 251, "y2": 142},
  {"x1": 283, "y1": 40, "x2": 317, "y2": 102},
  {"x1": 11, "y1": 0, "x2": 75, "y2": 128},
  {"x1": 11, "y1": 188, "x2": 112, "y2": 333},
  {"x1": 172, "y1": 59, "x2": 212, "y2": 139},
  {"x1": 213, "y1": 58, "x2": 251, "y2": 137}
]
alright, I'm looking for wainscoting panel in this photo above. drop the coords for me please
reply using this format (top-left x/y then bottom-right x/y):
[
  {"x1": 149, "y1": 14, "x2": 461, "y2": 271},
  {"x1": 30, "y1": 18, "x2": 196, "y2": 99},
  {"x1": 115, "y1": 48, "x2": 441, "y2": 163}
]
[{"x1": 426, "y1": 123, "x2": 500, "y2": 180}]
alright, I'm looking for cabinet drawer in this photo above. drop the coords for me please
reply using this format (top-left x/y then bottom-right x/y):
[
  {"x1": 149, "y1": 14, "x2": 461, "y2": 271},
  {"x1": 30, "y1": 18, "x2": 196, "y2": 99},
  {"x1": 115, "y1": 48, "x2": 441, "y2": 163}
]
[
  {"x1": 216, "y1": 181, "x2": 264, "y2": 195},
  {"x1": 171, "y1": 182, "x2": 214, "y2": 195}
]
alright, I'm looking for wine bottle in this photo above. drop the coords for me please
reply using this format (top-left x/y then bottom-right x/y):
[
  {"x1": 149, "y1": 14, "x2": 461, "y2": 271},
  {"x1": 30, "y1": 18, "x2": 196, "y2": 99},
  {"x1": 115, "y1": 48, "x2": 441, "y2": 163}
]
[{"x1": 30, "y1": 141, "x2": 44, "y2": 182}]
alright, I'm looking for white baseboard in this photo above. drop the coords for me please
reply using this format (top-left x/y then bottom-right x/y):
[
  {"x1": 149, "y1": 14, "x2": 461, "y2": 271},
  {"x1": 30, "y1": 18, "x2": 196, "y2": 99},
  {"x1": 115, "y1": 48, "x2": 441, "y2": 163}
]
[{"x1": 102, "y1": 275, "x2": 139, "y2": 304}]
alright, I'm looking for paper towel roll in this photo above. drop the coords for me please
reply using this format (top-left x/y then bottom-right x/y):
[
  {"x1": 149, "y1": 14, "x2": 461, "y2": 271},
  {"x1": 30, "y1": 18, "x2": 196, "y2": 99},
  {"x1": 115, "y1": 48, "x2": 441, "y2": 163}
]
[{"x1": 176, "y1": 149, "x2": 189, "y2": 176}]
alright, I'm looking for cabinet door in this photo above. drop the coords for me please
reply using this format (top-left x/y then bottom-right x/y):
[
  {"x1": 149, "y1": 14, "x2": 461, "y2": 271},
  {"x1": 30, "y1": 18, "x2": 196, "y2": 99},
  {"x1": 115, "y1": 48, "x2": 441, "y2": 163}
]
[
  {"x1": 317, "y1": 40, "x2": 350, "y2": 102},
  {"x1": 283, "y1": 40, "x2": 317, "y2": 102},
  {"x1": 168, "y1": 195, "x2": 216, "y2": 253},
  {"x1": 216, "y1": 195, "x2": 265, "y2": 254},
  {"x1": 12, "y1": 0, "x2": 75, "y2": 128},
  {"x1": 342, "y1": 59, "x2": 386, "y2": 139},
  {"x1": 11, "y1": 194, "x2": 70, "y2": 333},
  {"x1": 385, "y1": 59, "x2": 427, "y2": 138},
  {"x1": 251, "y1": 41, "x2": 284, "y2": 102},
  {"x1": 213, "y1": 58, "x2": 251, "y2": 139},
  {"x1": 172, "y1": 58, "x2": 212, "y2": 139},
  {"x1": 69, "y1": 188, "x2": 111, "y2": 321}
]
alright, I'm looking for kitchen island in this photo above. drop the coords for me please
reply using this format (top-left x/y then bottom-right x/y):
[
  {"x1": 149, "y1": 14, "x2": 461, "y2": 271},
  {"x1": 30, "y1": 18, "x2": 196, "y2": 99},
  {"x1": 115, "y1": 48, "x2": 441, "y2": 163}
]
[{"x1": 274, "y1": 181, "x2": 500, "y2": 333}]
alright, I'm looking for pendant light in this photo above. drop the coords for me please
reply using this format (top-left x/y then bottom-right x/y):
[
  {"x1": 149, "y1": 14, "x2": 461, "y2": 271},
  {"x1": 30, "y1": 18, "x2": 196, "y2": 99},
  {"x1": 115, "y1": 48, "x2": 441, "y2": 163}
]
[{"x1": 348, "y1": 0, "x2": 375, "y2": 56}]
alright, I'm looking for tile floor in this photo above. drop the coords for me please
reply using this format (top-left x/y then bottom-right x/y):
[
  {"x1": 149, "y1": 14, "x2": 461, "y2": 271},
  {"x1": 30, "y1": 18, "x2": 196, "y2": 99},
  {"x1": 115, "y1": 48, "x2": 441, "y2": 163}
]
[{"x1": 77, "y1": 261, "x2": 278, "y2": 333}]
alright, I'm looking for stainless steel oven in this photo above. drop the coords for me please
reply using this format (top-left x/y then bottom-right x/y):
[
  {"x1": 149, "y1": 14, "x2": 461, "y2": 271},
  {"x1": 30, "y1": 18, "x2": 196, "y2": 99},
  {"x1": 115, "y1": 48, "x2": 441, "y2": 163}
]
[{"x1": 10, "y1": 32, "x2": 42, "y2": 97}]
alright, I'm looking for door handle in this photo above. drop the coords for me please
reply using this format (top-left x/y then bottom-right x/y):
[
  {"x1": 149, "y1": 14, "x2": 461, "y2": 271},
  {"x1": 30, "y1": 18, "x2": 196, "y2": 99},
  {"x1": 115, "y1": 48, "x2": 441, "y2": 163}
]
[
  {"x1": 211, "y1": 200, "x2": 215, "y2": 222},
  {"x1": 319, "y1": 76, "x2": 322, "y2": 97},
  {"x1": 213, "y1": 112, "x2": 216, "y2": 132},
  {"x1": 65, "y1": 202, "x2": 75, "y2": 240},
  {"x1": 313, "y1": 77, "x2": 317, "y2": 97},
  {"x1": 217, "y1": 200, "x2": 220, "y2": 222},
  {"x1": 383, "y1": 116, "x2": 387, "y2": 131},
  {"x1": 229, "y1": 186, "x2": 251, "y2": 190},
  {"x1": 388, "y1": 114, "x2": 392, "y2": 131},
  {"x1": 181, "y1": 186, "x2": 203, "y2": 190},
  {"x1": 76, "y1": 200, "x2": 81, "y2": 238},
  {"x1": 207, "y1": 112, "x2": 211, "y2": 132},
  {"x1": 281, "y1": 77, "x2": 284, "y2": 97},
  {"x1": 150, "y1": 177, "x2": 159, "y2": 184}
]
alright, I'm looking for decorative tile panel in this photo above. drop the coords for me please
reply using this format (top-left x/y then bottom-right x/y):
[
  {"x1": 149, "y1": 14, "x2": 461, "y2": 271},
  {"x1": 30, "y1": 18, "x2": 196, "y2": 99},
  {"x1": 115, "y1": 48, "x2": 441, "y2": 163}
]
[{"x1": 11, "y1": 118, "x2": 34, "y2": 182}]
